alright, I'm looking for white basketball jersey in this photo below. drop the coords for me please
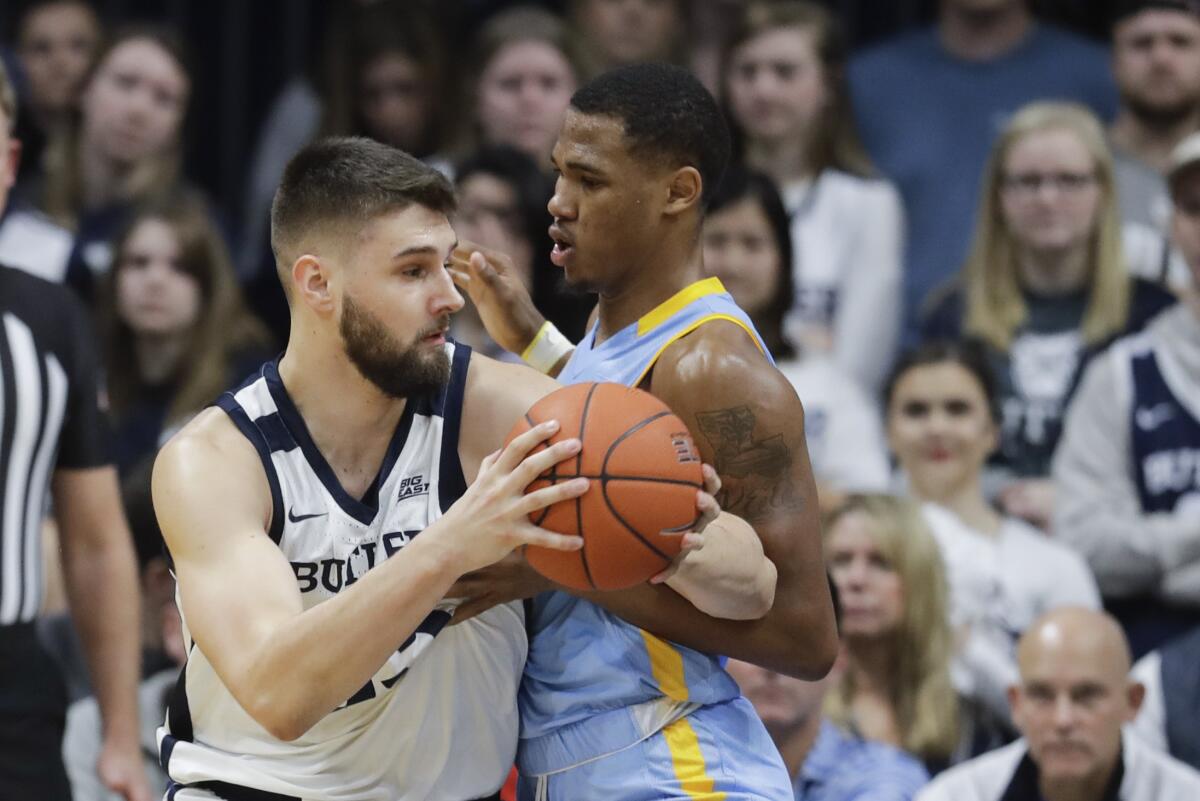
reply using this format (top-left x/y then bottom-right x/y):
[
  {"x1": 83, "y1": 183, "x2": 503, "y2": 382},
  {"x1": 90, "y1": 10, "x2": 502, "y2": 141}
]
[{"x1": 158, "y1": 342, "x2": 526, "y2": 801}]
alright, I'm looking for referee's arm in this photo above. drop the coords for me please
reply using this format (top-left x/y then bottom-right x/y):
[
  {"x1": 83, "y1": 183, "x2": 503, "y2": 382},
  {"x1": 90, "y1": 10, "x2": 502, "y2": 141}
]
[{"x1": 53, "y1": 288, "x2": 149, "y2": 801}]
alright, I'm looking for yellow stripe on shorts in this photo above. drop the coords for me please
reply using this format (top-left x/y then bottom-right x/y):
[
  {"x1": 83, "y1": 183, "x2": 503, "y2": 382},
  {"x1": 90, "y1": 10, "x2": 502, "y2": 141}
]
[
  {"x1": 639, "y1": 630, "x2": 689, "y2": 701},
  {"x1": 661, "y1": 717, "x2": 727, "y2": 800}
]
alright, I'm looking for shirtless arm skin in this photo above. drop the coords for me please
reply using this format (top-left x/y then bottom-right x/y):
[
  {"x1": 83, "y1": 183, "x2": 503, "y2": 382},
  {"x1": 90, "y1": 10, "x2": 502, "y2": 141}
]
[{"x1": 154, "y1": 403, "x2": 585, "y2": 742}]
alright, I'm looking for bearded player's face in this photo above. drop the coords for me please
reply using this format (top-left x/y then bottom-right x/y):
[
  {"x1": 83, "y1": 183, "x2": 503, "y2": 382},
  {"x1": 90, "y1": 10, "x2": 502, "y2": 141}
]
[{"x1": 337, "y1": 205, "x2": 463, "y2": 398}]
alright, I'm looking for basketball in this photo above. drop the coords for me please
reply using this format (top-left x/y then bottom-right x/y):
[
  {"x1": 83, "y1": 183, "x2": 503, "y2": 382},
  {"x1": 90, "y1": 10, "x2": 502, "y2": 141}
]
[{"x1": 504, "y1": 382, "x2": 705, "y2": 591}]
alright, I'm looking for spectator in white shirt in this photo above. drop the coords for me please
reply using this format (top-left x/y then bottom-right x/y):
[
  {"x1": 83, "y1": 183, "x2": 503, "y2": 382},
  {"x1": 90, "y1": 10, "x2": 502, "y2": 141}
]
[
  {"x1": 722, "y1": 0, "x2": 903, "y2": 395},
  {"x1": 702, "y1": 166, "x2": 890, "y2": 500},
  {"x1": 918, "y1": 607, "x2": 1200, "y2": 801},
  {"x1": 886, "y1": 341, "x2": 1100, "y2": 743}
]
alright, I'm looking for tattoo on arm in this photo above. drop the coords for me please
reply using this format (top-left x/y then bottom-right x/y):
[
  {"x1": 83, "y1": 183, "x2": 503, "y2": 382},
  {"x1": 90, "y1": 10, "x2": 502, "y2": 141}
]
[{"x1": 695, "y1": 406, "x2": 802, "y2": 521}]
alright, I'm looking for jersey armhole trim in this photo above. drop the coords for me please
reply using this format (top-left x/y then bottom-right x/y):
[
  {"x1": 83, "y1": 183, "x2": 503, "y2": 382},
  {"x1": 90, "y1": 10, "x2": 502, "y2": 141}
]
[
  {"x1": 437, "y1": 343, "x2": 472, "y2": 513},
  {"x1": 632, "y1": 314, "x2": 764, "y2": 389},
  {"x1": 215, "y1": 394, "x2": 285, "y2": 544}
]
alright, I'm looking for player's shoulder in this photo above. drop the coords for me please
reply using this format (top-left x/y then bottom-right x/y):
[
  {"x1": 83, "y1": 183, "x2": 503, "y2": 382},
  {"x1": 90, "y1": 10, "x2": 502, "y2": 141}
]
[
  {"x1": 460, "y1": 350, "x2": 559, "y2": 456},
  {"x1": 651, "y1": 320, "x2": 798, "y2": 411},
  {"x1": 654, "y1": 318, "x2": 774, "y2": 384},
  {"x1": 155, "y1": 406, "x2": 261, "y2": 488},
  {"x1": 463, "y1": 348, "x2": 558, "y2": 406}
]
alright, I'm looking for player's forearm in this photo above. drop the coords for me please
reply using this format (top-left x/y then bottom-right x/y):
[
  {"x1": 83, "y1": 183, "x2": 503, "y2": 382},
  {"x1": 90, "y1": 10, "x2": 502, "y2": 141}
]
[
  {"x1": 586, "y1": 574, "x2": 835, "y2": 679},
  {"x1": 665, "y1": 513, "x2": 775, "y2": 620},
  {"x1": 235, "y1": 536, "x2": 461, "y2": 740},
  {"x1": 61, "y1": 523, "x2": 142, "y2": 746}
]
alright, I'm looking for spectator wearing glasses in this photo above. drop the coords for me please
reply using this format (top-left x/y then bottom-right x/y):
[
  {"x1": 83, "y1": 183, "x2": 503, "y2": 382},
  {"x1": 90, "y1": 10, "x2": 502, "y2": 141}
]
[
  {"x1": 849, "y1": 0, "x2": 1118, "y2": 341},
  {"x1": 921, "y1": 102, "x2": 1175, "y2": 531}
]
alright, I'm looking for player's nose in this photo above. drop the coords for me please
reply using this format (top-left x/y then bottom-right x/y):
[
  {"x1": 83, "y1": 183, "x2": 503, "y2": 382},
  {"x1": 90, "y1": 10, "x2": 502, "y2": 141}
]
[
  {"x1": 548, "y1": 176, "x2": 576, "y2": 220},
  {"x1": 432, "y1": 263, "x2": 464, "y2": 314}
]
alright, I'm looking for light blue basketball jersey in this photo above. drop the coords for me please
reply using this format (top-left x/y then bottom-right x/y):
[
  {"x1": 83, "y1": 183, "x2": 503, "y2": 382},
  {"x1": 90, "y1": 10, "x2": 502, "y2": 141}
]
[{"x1": 518, "y1": 277, "x2": 776, "y2": 778}]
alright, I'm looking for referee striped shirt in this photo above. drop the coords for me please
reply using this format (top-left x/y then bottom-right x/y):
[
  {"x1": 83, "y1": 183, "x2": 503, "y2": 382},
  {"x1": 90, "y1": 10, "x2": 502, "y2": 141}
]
[{"x1": 0, "y1": 265, "x2": 109, "y2": 625}]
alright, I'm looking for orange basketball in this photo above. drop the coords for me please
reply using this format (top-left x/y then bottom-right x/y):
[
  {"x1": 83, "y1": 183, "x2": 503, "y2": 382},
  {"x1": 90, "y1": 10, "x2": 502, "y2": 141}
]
[{"x1": 504, "y1": 382, "x2": 705, "y2": 591}]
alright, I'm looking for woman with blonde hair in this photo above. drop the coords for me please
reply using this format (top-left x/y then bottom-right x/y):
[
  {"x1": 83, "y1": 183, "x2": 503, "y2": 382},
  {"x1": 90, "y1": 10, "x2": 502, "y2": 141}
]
[
  {"x1": 823, "y1": 494, "x2": 960, "y2": 771},
  {"x1": 723, "y1": 0, "x2": 902, "y2": 394},
  {"x1": 920, "y1": 101, "x2": 1175, "y2": 529},
  {"x1": 101, "y1": 196, "x2": 271, "y2": 477}
]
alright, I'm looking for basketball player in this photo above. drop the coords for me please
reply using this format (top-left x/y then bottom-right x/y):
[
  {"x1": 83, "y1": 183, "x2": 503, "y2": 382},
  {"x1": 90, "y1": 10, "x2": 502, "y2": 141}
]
[
  {"x1": 150, "y1": 136, "x2": 760, "y2": 800},
  {"x1": 450, "y1": 64, "x2": 838, "y2": 799}
]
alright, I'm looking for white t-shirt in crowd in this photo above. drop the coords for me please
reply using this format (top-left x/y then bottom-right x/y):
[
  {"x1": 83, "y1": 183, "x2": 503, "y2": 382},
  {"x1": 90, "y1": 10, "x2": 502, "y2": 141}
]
[
  {"x1": 777, "y1": 356, "x2": 889, "y2": 494},
  {"x1": 920, "y1": 504, "x2": 1101, "y2": 723},
  {"x1": 782, "y1": 169, "x2": 904, "y2": 395}
]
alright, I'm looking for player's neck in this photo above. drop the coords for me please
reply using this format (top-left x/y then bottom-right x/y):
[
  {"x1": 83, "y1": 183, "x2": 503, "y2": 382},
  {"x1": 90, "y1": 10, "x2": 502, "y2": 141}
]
[
  {"x1": 594, "y1": 242, "x2": 703, "y2": 344},
  {"x1": 938, "y1": 4, "x2": 1032, "y2": 62},
  {"x1": 277, "y1": 336, "x2": 407, "y2": 494}
]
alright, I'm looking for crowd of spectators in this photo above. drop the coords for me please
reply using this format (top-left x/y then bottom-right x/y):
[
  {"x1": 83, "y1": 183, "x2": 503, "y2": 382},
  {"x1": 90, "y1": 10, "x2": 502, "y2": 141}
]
[{"x1": 2, "y1": 1, "x2": 1200, "y2": 800}]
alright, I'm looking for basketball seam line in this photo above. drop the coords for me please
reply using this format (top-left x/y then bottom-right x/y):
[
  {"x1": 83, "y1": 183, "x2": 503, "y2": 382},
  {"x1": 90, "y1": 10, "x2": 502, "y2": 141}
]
[
  {"x1": 549, "y1": 474, "x2": 702, "y2": 487},
  {"x1": 600, "y1": 408, "x2": 682, "y2": 562},
  {"x1": 577, "y1": 384, "x2": 600, "y2": 590}
]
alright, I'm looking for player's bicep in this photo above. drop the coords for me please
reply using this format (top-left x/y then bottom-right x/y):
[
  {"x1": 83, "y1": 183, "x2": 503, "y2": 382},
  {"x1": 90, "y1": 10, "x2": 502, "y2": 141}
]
[
  {"x1": 459, "y1": 353, "x2": 561, "y2": 479},
  {"x1": 651, "y1": 332, "x2": 816, "y2": 564},
  {"x1": 153, "y1": 420, "x2": 303, "y2": 689}
]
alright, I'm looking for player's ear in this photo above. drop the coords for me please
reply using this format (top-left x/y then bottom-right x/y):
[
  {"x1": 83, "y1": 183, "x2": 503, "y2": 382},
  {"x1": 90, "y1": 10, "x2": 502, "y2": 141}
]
[
  {"x1": 293, "y1": 254, "x2": 335, "y2": 316},
  {"x1": 664, "y1": 166, "x2": 702, "y2": 217}
]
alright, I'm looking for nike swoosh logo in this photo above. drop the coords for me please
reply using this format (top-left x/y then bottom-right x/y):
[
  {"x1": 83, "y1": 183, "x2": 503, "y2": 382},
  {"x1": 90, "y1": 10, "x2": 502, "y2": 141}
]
[
  {"x1": 1135, "y1": 404, "x2": 1175, "y2": 432},
  {"x1": 288, "y1": 509, "x2": 328, "y2": 523}
]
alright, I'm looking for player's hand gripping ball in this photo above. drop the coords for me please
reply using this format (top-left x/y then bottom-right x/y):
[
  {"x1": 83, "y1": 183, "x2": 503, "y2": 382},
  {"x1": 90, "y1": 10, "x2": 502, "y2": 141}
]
[{"x1": 504, "y1": 382, "x2": 705, "y2": 591}]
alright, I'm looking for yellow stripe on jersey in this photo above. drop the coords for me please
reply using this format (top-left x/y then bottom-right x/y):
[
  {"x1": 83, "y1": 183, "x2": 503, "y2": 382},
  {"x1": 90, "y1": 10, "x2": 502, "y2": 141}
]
[
  {"x1": 662, "y1": 717, "x2": 727, "y2": 800},
  {"x1": 639, "y1": 630, "x2": 689, "y2": 701},
  {"x1": 637, "y1": 277, "x2": 728, "y2": 337},
  {"x1": 631, "y1": 314, "x2": 764, "y2": 389}
]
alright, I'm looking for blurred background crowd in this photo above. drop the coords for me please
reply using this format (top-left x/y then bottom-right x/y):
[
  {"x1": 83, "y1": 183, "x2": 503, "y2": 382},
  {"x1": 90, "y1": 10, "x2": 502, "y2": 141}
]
[{"x1": 2, "y1": 0, "x2": 1200, "y2": 799}]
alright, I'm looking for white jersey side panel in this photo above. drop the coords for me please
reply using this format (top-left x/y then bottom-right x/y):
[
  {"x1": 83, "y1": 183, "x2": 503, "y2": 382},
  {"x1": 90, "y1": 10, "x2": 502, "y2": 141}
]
[{"x1": 158, "y1": 343, "x2": 526, "y2": 801}]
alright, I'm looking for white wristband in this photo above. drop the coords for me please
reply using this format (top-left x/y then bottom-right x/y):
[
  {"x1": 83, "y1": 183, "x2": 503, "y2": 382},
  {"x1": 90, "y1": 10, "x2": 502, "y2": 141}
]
[{"x1": 520, "y1": 321, "x2": 574, "y2": 374}]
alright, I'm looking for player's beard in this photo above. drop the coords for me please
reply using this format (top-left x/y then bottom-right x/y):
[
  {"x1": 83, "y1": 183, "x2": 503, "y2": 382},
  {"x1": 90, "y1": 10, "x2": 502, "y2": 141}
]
[{"x1": 340, "y1": 293, "x2": 451, "y2": 399}]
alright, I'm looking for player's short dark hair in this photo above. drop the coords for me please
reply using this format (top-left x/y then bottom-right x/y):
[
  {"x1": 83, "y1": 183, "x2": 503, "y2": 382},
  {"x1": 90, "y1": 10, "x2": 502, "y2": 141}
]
[
  {"x1": 270, "y1": 137, "x2": 455, "y2": 292},
  {"x1": 569, "y1": 63, "x2": 731, "y2": 205}
]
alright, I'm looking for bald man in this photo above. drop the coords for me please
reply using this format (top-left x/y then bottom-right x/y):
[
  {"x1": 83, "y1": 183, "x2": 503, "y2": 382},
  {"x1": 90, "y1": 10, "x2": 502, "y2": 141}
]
[{"x1": 918, "y1": 608, "x2": 1200, "y2": 801}]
